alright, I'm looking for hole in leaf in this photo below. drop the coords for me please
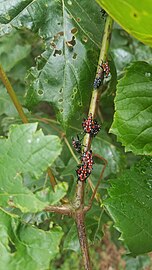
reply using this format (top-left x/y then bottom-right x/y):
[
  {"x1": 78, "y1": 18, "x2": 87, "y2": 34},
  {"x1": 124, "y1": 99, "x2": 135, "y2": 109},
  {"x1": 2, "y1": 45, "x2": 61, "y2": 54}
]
[
  {"x1": 76, "y1": 17, "x2": 81, "y2": 22},
  {"x1": 73, "y1": 88, "x2": 77, "y2": 94},
  {"x1": 58, "y1": 99, "x2": 63, "y2": 103},
  {"x1": 71, "y1": 94, "x2": 75, "y2": 99},
  {"x1": 60, "y1": 109, "x2": 63, "y2": 113},
  {"x1": 66, "y1": 36, "x2": 76, "y2": 49},
  {"x1": 82, "y1": 36, "x2": 88, "y2": 43},
  {"x1": 53, "y1": 49, "x2": 62, "y2": 56},
  {"x1": 59, "y1": 88, "x2": 63, "y2": 93},
  {"x1": 37, "y1": 89, "x2": 44, "y2": 95},
  {"x1": 58, "y1": 22, "x2": 61, "y2": 25},
  {"x1": 78, "y1": 102, "x2": 82, "y2": 107},
  {"x1": 57, "y1": 31, "x2": 64, "y2": 36},
  {"x1": 73, "y1": 52, "x2": 77, "y2": 59},
  {"x1": 71, "y1": 27, "x2": 78, "y2": 35},
  {"x1": 50, "y1": 41, "x2": 56, "y2": 49}
]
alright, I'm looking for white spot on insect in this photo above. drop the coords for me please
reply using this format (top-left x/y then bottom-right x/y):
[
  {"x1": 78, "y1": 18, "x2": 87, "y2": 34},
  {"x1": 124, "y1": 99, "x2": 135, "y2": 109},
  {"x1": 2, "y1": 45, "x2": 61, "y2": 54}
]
[
  {"x1": 145, "y1": 72, "x2": 151, "y2": 77},
  {"x1": 28, "y1": 139, "x2": 32, "y2": 143}
]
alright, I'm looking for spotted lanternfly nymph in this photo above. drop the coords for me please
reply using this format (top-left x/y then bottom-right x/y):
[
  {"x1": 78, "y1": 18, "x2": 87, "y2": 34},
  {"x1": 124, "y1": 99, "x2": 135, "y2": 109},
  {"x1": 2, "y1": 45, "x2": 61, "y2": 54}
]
[
  {"x1": 93, "y1": 77, "x2": 102, "y2": 89},
  {"x1": 76, "y1": 150, "x2": 94, "y2": 182},
  {"x1": 72, "y1": 135, "x2": 82, "y2": 153},
  {"x1": 100, "y1": 61, "x2": 110, "y2": 77},
  {"x1": 76, "y1": 163, "x2": 89, "y2": 182},
  {"x1": 82, "y1": 113, "x2": 101, "y2": 137}
]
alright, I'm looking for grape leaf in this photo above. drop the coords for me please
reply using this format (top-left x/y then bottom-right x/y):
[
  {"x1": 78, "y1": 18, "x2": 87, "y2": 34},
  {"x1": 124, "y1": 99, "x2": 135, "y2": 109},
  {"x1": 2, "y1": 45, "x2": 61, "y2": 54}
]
[
  {"x1": 104, "y1": 157, "x2": 152, "y2": 255},
  {"x1": 0, "y1": 123, "x2": 62, "y2": 212},
  {"x1": 96, "y1": 0, "x2": 152, "y2": 47},
  {"x1": 0, "y1": 0, "x2": 104, "y2": 128},
  {"x1": 110, "y1": 61, "x2": 152, "y2": 155},
  {"x1": 0, "y1": 210, "x2": 63, "y2": 270}
]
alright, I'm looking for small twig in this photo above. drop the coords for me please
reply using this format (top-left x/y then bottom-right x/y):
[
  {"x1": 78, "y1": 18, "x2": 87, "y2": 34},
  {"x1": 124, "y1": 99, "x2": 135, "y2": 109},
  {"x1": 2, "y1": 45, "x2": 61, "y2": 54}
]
[
  {"x1": 45, "y1": 205, "x2": 72, "y2": 215},
  {"x1": 47, "y1": 168, "x2": 57, "y2": 191},
  {"x1": 0, "y1": 65, "x2": 28, "y2": 124},
  {"x1": 63, "y1": 135, "x2": 80, "y2": 164}
]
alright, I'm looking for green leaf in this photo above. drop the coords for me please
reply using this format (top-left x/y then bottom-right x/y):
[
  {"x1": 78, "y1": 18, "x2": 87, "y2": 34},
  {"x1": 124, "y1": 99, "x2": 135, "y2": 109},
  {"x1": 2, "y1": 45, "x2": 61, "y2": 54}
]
[
  {"x1": 36, "y1": 182, "x2": 68, "y2": 205},
  {"x1": 104, "y1": 157, "x2": 152, "y2": 255},
  {"x1": 96, "y1": 0, "x2": 152, "y2": 47},
  {"x1": 25, "y1": 0, "x2": 103, "y2": 128},
  {"x1": 0, "y1": 31, "x2": 31, "y2": 72},
  {"x1": 110, "y1": 61, "x2": 152, "y2": 155},
  {"x1": 0, "y1": 86, "x2": 18, "y2": 116},
  {"x1": 92, "y1": 131, "x2": 126, "y2": 177},
  {"x1": 0, "y1": 210, "x2": 63, "y2": 270},
  {"x1": 0, "y1": 0, "x2": 104, "y2": 128},
  {"x1": 0, "y1": 123, "x2": 62, "y2": 212}
]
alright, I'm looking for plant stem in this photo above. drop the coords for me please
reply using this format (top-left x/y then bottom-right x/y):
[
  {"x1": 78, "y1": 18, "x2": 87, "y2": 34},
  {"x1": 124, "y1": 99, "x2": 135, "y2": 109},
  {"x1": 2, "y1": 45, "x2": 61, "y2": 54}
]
[
  {"x1": 74, "y1": 15, "x2": 113, "y2": 270},
  {"x1": 75, "y1": 211, "x2": 92, "y2": 270},
  {"x1": 75, "y1": 15, "x2": 113, "y2": 208},
  {"x1": 0, "y1": 65, "x2": 28, "y2": 124}
]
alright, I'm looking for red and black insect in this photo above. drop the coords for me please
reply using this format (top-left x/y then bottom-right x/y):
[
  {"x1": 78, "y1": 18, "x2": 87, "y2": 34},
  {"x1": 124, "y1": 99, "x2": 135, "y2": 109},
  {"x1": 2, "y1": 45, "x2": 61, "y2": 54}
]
[
  {"x1": 72, "y1": 135, "x2": 82, "y2": 153},
  {"x1": 81, "y1": 150, "x2": 94, "y2": 173},
  {"x1": 76, "y1": 150, "x2": 94, "y2": 182},
  {"x1": 76, "y1": 163, "x2": 89, "y2": 182},
  {"x1": 82, "y1": 113, "x2": 101, "y2": 137},
  {"x1": 100, "y1": 61, "x2": 110, "y2": 77}
]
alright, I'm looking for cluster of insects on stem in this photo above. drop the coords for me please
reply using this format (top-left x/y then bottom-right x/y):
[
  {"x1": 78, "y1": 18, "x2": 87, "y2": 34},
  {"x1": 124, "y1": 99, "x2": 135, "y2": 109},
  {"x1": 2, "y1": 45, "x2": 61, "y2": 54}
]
[
  {"x1": 72, "y1": 113, "x2": 101, "y2": 183},
  {"x1": 71, "y1": 60, "x2": 110, "y2": 194}
]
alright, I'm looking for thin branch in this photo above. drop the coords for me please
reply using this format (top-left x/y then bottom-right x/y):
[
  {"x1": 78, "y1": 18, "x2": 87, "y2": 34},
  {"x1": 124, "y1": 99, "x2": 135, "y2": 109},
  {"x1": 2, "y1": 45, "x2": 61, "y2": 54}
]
[
  {"x1": 47, "y1": 168, "x2": 57, "y2": 191},
  {"x1": 45, "y1": 205, "x2": 72, "y2": 215},
  {"x1": 63, "y1": 135, "x2": 80, "y2": 164},
  {"x1": 0, "y1": 65, "x2": 28, "y2": 124}
]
